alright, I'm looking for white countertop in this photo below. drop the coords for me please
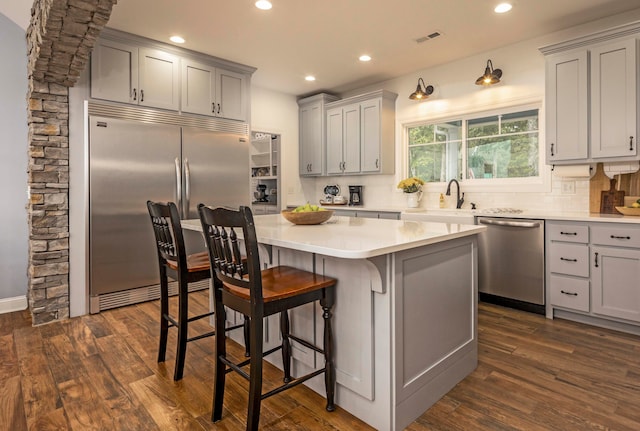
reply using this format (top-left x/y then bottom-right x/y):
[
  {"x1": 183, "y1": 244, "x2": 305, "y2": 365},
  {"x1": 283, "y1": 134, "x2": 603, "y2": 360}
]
[
  {"x1": 182, "y1": 215, "x2": 485, "y2": 259},
  {"x1": 400, "y1": 208, "x2": 640, "y2": 224},
  {"x1": 290, "y1": 204, "x2": 640, "y2": 224}
]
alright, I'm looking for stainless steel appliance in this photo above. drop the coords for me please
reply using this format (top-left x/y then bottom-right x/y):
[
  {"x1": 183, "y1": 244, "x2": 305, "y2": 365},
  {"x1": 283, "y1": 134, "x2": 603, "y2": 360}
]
[
  {"x1": 89, "y1": 115, "x2": 249, "y2": 312},
  {"x1": 477, "y1": 216, "x2": 545, "y2": 314},
  {"x1": 348, "y1": 185, "x2": 363, "y2": 206}
]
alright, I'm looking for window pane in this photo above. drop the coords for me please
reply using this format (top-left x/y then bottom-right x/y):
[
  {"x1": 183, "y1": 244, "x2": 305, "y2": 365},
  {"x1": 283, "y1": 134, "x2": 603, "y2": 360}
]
[
  {"x1": 468, "y1": 115, "x2": 499, "y2": 137},
  {"x1": 501, "y1": 109, "x2": 539, "y2": 133},
  {"x1": 408, "y1": 142, "x2": 462, "y2": 182},
  {"x1": 409, "y1": 124, "x2": 435, "y2": 145},
  {"x1": 467, "y1": 133, "x2": 539, "y2": 179}
]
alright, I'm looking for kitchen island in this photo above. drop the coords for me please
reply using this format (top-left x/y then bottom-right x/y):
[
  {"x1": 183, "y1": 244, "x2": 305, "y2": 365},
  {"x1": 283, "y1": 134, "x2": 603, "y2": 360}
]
[{"x1": 183, "y1": 215, "x2": 485, "y2": 430}]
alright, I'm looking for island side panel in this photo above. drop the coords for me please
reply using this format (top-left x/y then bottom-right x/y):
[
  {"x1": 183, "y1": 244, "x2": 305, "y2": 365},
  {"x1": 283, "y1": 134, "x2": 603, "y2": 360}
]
[
  {"x1": 273, "y1": 245, "x2": 394, "y2": 431},
  {"x1": 393, "y1": 236, "x2": 479, "y2": 431}
]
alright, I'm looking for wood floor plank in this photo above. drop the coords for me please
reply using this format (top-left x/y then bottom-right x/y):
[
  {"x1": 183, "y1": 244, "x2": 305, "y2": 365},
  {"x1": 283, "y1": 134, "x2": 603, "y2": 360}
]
[
  {"x1": 129, "y1": 375, "x2": 205, "y2": 431},
  {"x1": 0, "y1": 375, "x2": 28, "y2": 431},
  {"x1": 13, "y1": 326, "x2": 63, "y2": 425},
  {"x1": 4, "y1": 293, "x2": 640, "y2": 430}
]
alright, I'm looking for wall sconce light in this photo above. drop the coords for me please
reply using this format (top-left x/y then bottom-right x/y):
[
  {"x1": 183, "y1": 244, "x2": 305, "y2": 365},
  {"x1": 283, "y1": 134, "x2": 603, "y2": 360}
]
[
  {"x1": 475, "y1": 59, "x2": 502, "y2": 85},
  {"x1": 408, "y1": 78, "x2": 434, "y2": 100}
]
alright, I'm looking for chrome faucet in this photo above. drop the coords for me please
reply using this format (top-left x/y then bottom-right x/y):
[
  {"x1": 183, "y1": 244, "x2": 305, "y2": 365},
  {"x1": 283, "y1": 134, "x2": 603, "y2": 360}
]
[{"x1": 445, "y1": 179, "x2": 465, "y2": 209}]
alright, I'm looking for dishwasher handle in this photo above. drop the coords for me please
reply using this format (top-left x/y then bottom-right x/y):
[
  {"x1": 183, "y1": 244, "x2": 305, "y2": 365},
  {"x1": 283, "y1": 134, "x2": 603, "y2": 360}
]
[{"x1": 478, "y1": 218, "x2": 541, "y2": 229}]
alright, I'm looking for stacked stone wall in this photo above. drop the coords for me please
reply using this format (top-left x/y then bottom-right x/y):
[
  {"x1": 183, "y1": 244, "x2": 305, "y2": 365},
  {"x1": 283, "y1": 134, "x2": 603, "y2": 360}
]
[{"x1": 26, "y1": 0, "x2": 116, "y2": 325}]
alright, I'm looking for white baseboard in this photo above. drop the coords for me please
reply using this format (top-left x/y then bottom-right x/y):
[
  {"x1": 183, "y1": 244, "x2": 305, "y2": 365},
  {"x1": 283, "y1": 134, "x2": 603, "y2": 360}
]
[{"x1": 0, "y1": 295, "x2": 28, "y2": 314}]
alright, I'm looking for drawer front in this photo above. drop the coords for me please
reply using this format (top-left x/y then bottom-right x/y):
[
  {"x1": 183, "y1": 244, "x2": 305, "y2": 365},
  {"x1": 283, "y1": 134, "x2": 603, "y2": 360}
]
[
  {"x1": 591, "y1": 224, "x2": 640, "y2": 248},
  {"x1": 547, "y1": 223, "x2": 589, "y2": 243},
  {"x1": 549, "y1": 274, "x2": 590, "y2": 312},
  {"x1": 549, "y1": 243, "x2": 589, "y2": 277}
]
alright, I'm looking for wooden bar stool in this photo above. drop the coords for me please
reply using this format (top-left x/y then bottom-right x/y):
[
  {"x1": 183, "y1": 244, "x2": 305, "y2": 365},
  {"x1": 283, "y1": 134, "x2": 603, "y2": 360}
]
[
  {"x1": 198, "y1": 204, "x2": 337, "y2": 431},
  {"x1": 147, "y1": 201, "x2": 243, "y2": 381}
]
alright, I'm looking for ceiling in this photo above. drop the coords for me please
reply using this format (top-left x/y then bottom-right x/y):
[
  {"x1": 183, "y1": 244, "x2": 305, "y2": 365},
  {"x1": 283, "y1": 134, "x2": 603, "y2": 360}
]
[{"x1": 78, "y1": 1, "x2": 640, "y2": 96}]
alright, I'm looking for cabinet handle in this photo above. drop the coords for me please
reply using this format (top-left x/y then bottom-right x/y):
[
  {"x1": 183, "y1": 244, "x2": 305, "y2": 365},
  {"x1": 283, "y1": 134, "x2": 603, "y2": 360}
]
[
  {"x1": 560, "y1": 290, "x2": 578, "y2": 296},
  {"x1": 594, "y1": 252, "x2": 599, "y2": 268},
  {"x1": 610, "y1": 235, "x2": 631, "y2": 240},
  {"x1": 630, "y1": 136, "x2": 634, "y2": 151},
  {"x1": 375, "y1": 159, "x2": 379, "y2": 169},
  {"x1": 217, "y1": 103, "x2": 221, "y2": 114},
  {"x1": 560, "y1": 257, "x2": 577, "y2": 262},
  {"x1": 560, "y1": 231, "x2": 577, "y2": 236},
  {"x1": 132, "y1": 88, "x2": 137, "y2": 101},
  {"x1": 212, "y1": 103, "x2": 215, "y2": 113},
  {"x1": 550, "y1": 143, "x2": 555, "y2": 157},
  {"x1": 140, "y1": 89, "x2": 144, "y2": 102}
]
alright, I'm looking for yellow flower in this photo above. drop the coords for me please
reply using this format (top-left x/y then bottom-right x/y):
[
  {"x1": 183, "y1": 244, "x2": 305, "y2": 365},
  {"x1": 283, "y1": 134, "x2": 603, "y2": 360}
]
[{"x1": 397, "y1": 177, "x2": 424, "y2": 193}]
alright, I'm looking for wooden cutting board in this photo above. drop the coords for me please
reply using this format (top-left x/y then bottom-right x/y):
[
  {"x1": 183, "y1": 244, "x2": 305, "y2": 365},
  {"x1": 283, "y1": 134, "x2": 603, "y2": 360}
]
[{"x1": 600, "y1": 177, "x2": 625, "y2": 214}]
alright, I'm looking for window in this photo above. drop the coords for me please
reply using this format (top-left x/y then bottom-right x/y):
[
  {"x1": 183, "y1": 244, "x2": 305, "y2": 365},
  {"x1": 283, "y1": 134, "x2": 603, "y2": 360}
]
[{"x1": 407, "y1": 108, "x2": 539, "y2": 184}]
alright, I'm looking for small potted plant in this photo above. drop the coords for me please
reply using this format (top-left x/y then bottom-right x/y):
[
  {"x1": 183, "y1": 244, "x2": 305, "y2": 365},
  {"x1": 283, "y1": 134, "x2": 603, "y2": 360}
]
[{"x1": 397, "y1": 177, "x2": 425, "y2": 208}]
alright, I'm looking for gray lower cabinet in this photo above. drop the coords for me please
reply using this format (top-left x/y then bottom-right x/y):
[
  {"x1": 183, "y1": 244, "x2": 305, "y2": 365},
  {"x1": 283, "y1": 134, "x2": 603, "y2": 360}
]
[
  {"x1": 547, "y1": 220, "x2": 640, "y2": 327},
  {"x1": 332, "y1": 209, "x2": 400, "y2": 220}
]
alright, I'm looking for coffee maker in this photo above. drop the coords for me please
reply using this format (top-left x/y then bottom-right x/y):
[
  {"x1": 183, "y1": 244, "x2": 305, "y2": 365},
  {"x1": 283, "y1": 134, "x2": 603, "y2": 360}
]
[{"x1": 348, "y1": 185, "x2": 363, "y2": 206}]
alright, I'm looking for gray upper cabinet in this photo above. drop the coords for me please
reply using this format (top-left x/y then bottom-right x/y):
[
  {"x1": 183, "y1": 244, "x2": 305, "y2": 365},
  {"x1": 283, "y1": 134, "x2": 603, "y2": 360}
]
[
  {"x1": 326, "y1": 103, "x2": 361, "y2": 175},
  {"x1": 325, "y1": 90, "x2": 397, "y2": 176},
  {"x1": 590, "y1": 38, "x2": 637, "y2": 159},
  {"x1": 91, "y1": 40, "x2": 179, "y2": 110},
  {"x1": 540, "y1": 23, "x2": 640, "y2": 164},
  {"x1": 181, "y1": 60, "x2": 247, "y2": 121},
  {"x1": 545, "y1": 50, "x2": 589, "y2": 162},
  {"x1": 138, "y1": 48, "x2": 180, "y2": 111},
  {"x1": 91, "y1": 29, "x2": 254, "y2": 119},
  {"x1": 298, "y1": 93, "x2": 339, "y2": 176},
  {"x1": 91, "y1": 39, "x2": 139, "y2": 105}
]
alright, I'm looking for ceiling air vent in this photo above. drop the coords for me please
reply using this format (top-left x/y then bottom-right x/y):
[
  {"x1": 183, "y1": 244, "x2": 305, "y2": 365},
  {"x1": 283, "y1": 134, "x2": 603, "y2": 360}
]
[{"x1": 415, "y1": 32, "x2": 442, "y2": 44}]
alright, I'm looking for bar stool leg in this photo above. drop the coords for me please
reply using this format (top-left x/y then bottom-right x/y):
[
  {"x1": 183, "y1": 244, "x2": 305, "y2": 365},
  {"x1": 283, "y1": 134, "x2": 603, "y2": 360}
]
[
  {"x1": 321, "y1": 290, "x2": 336, "y2": 412},
  {"x1": 244, "y1": 315, "x2": 251, "y2": 357},
  {"x1": 280, "y1": 310, "x2": 292, "y2": 383},
  {"x1": 212, "y1": 284, "x2": 227, "y2": 422},
  {"x1": 246, "y1": 315, "x2": 264, "y2": 431},
  {"x1": 173, "y1": 279, "x2": 189, "y2": 381},
  {"x1": 157, "y1": 268, "x2": 169, "y2": 364}
]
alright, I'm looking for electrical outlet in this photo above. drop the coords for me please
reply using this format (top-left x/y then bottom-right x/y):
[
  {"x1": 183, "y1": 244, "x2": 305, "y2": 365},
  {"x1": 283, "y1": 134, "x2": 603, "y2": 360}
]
[{"x1": 561, "y1": 181, "x2": 575, "y2": 194}]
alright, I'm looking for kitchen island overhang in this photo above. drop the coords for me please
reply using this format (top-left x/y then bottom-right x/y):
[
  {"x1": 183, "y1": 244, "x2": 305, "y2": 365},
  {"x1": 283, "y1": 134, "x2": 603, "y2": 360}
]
[{"x1": 183, "y1": 215, "x2": 485, "y2": 430}]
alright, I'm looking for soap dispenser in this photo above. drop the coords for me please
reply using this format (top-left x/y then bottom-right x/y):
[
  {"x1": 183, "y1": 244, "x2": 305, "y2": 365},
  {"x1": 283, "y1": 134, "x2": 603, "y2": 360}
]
[{"x1": 439, "y1": 193, "x2": 445, "y2": 208}]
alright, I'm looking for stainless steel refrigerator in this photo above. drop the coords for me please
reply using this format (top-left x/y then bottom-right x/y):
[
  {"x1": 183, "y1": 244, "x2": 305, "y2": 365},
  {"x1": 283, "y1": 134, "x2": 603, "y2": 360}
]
[{"x1": 88, "y1": 115, "x2": 249, "y2": 313}]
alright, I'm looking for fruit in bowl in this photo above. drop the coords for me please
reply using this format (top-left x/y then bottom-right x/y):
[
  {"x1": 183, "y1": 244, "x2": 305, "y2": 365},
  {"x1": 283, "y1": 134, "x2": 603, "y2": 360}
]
[{"x1": 282, "y1": 203, "x2": 334, "y2": 225}]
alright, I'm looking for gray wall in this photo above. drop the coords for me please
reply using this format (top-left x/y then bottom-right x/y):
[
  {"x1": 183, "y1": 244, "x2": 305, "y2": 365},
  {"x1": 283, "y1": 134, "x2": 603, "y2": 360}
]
[{"x1": 0, "y1": 12, "x2": 28, "y2": 302}]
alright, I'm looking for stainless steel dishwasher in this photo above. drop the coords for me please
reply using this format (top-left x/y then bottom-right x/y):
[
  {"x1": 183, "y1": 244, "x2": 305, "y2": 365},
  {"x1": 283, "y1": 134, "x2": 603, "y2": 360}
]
[{"x1": 477, "y1": 216, "x2": 545, "y2": 314}]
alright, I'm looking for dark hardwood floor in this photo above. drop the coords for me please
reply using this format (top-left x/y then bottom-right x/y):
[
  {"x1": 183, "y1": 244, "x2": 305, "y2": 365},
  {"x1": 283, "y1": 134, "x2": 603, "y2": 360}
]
[{"x1": 1, "y1": 292, "x2": 639, "y2": 430}]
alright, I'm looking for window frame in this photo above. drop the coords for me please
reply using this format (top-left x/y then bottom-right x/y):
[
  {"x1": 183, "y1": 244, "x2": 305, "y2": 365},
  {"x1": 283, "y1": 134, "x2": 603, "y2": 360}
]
[{"x1": 403, "y1": 102, "x2": 549, "y2": 193}]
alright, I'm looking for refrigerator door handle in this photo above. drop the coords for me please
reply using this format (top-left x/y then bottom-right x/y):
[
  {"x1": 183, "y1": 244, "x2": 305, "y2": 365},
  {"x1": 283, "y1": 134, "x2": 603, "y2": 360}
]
[
  {"x1": 184, "y1": 158, "x2": 191, "y2": 218},
  {"x1": 174, "y1": 157, "x2": 182, "y2": 217}
]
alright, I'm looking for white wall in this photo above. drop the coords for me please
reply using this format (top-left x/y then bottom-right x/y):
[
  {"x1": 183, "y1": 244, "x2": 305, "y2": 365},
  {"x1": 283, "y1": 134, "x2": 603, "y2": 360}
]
[
  {"x1": 0, "y1": 12, "x2": 28, "y2": 311},
  {"x1": 303, "y1": 8, "x2": 640, "y2": 212}
]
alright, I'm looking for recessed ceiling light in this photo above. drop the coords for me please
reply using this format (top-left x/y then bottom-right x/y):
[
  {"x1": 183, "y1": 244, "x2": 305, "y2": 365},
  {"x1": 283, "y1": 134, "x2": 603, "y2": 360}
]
[
  {"x1": 305, "y1": 75, "x2": 316, "y2": 82},
  {"x1": 359, "y1": 55, "x2": 372, "y2": 62},
  {"x1": 170, "y1": 36, "x2": 185, "y2": 44},
  {"x1": 494, "y1": 3, "x2": 512, "y2": 13},
  {"x1": 255, "y1": 0, "x2": 272, "y2": 10}
]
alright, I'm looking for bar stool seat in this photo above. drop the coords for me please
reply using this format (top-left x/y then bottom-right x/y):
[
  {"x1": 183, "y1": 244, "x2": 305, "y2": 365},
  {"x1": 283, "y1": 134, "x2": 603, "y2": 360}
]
[{"x1": 198, "y1": 204, "x2": 337, "y2": 431}]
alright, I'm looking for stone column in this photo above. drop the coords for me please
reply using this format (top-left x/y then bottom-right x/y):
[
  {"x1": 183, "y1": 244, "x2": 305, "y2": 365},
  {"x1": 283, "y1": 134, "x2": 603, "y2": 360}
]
[{"x1": 26, "y1": 0, "x2": 117, "y2": 325}]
